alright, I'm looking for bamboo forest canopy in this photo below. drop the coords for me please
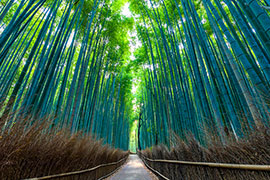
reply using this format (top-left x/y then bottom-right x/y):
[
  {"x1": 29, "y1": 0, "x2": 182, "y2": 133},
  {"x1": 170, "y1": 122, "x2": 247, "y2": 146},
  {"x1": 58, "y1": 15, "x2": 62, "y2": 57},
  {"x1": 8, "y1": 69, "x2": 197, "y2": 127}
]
[
  {"x1": 0, "y1": 0, "x2": 270, "y2": 150},
  {"x1": 0, "y1": 0, "x2": 135, "y2": 150}
]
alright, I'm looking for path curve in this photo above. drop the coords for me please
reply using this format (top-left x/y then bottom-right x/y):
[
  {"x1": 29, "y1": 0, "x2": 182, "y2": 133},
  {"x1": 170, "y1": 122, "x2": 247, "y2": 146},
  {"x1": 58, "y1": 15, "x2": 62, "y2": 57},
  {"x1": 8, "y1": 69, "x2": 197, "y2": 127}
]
[{"x1": 108, "y1": 154, "x2": 158, "y2": 180}]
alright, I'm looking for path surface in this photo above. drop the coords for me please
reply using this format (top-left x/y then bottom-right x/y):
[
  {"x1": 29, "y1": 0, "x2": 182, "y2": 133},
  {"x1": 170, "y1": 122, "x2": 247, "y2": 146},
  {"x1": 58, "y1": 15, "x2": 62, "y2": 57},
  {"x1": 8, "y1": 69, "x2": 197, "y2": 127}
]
[{"x1": 108, "y1": 154, "x2": 158, "y2": 180}]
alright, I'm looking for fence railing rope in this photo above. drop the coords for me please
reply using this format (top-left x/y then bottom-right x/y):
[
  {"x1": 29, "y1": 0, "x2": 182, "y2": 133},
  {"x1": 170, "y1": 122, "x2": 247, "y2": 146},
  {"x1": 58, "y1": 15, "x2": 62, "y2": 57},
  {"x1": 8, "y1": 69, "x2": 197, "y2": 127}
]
[
  {"x1": 140, "y1": 157, "x2": 170, "y2": 180},
  {"x1": 139, "y1": 154, "x2": 270, "y2": 171},
  {"x1": 25, "y1": 155, "x2": 128, "y2": 180}
]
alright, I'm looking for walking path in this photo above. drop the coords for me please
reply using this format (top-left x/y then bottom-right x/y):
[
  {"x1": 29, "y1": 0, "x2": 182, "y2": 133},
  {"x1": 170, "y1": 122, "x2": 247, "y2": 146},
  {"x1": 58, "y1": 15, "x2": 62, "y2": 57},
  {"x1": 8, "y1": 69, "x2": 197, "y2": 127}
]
[{"x1": 108, "y1": 154, "x2": 158, "y2": 180}]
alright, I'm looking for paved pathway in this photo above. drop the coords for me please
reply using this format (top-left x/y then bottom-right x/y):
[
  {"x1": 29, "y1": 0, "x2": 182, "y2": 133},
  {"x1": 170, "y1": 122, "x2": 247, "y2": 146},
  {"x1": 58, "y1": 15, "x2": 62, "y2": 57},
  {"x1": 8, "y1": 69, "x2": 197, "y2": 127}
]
[{"x1": 108, "y1": 154, "x2": 158, "y2": 180}]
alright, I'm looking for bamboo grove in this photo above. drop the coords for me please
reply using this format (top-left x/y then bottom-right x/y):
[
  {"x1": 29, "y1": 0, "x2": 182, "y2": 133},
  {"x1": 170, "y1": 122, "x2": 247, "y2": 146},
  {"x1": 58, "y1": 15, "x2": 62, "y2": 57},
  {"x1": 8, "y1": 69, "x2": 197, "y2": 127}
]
[
  {"x1": 133, "y1": 0, "x2": 270, "y2": 149},
  {"x1": 1, "y1": 0, "x2": 270, "y2": 152},
  {"x1": 0, "y1": 0, "x2": 134, "y2": 150}
]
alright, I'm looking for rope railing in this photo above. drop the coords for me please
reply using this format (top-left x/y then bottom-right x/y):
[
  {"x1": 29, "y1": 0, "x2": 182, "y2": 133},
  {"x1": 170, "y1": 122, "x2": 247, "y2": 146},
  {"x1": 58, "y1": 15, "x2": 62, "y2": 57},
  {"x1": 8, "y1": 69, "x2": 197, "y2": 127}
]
[
  {"x1": 25, "y1": 155, "x2": 128, "y2": 180},
  {"x1": 139, "y1": 153, "x2": 270, "y2": 171},
  {"x1": 140, "y1": 156, "x2": 170, "y2": 180}
]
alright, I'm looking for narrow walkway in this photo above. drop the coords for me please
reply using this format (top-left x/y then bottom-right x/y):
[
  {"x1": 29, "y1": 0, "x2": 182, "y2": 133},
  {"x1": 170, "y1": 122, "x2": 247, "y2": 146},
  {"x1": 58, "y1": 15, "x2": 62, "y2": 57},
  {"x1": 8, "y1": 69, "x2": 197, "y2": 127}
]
[{"x1": 108, "y1": 154, "x2": 158, "y2": 180}]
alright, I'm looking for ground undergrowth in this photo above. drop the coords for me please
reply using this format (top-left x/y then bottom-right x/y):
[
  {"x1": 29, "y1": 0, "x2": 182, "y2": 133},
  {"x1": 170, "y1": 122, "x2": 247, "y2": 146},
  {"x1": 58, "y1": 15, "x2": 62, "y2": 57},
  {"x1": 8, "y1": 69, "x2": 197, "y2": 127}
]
[
  {"x1": 0, "y1": 115, "x2": 128, "y2": 179},
  {"x1": 140, "y1": 127, "x2": 270, "y2": 180}
]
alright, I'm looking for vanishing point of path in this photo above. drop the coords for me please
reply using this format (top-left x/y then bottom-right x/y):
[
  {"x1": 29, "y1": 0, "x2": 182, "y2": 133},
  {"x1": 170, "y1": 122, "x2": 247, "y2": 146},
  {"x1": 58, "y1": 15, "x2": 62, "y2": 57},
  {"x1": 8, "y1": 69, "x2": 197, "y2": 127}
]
[{"x1": 108, "y1": 154, "x2": 158, "y2": 180}]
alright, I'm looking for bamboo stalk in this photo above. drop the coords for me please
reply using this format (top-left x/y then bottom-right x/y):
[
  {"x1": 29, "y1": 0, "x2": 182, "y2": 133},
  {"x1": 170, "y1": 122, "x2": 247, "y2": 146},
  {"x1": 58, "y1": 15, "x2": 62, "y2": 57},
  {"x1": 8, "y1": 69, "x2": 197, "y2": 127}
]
[{"x1": 261, "y1": 5, "x2": 270, "y2": 10}]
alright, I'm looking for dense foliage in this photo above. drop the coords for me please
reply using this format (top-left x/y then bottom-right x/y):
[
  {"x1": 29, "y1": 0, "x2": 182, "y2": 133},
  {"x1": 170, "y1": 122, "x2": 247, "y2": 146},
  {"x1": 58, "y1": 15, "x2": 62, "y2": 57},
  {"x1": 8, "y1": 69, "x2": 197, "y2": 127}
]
[
  {"x1": 131, "y1": 0, "x2": 270, "y2": 149},
  {"x1": 0, "y1": 0, "x2": 137, "y2": 150},
  {"x1": 1, "y1": 0, "x2": 270, "y2": 152}
]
